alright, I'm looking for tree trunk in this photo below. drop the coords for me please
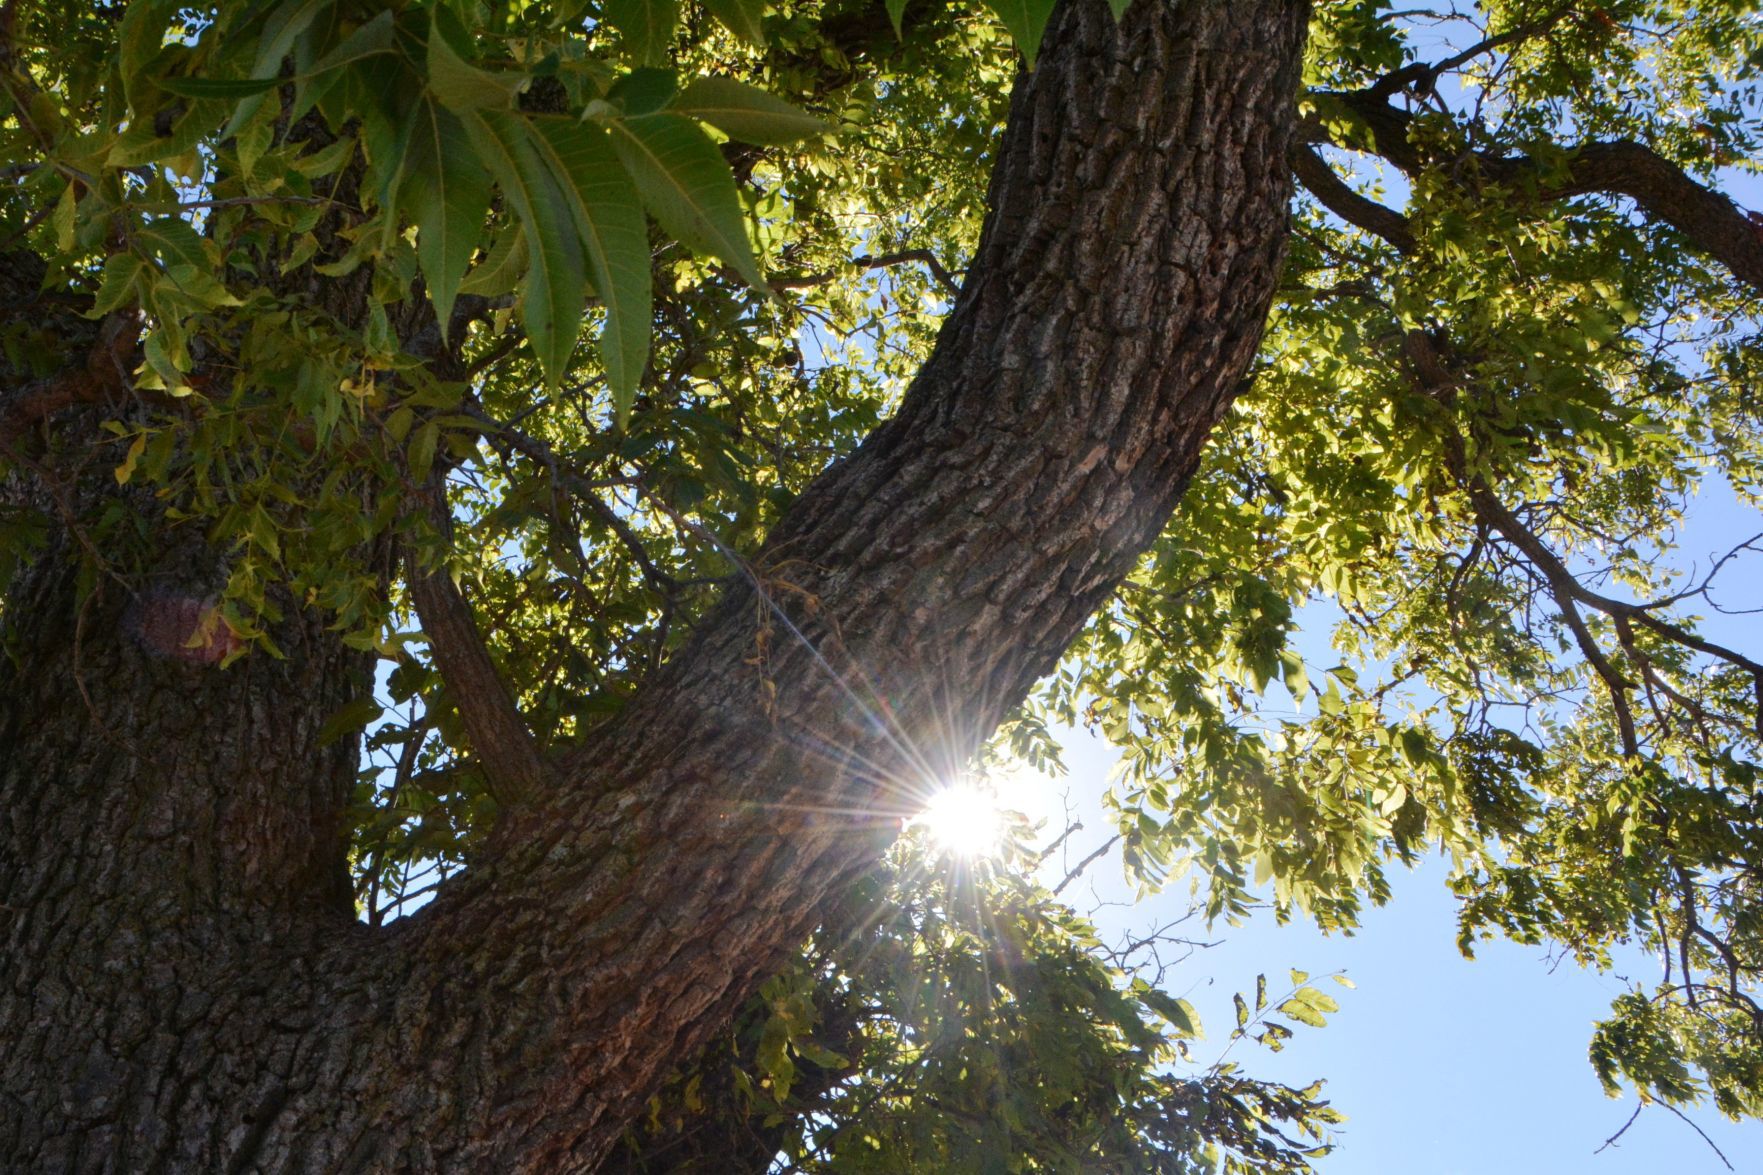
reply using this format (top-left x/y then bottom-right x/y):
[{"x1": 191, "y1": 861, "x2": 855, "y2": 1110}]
[{"x1": 0, "y1": 0, "x2": 1309, "y2": 1169}]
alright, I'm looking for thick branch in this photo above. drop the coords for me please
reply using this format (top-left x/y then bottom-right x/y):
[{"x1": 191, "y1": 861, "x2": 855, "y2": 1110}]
[
  {"x1": 406, "y1": 487, "x2": 545, "y2": 805},
  {"x1": 773, "y1": 248, "x2": 963, "y2": 296},
  {"x1": 347, "y1": 1, "x2": 1313, "y2": 1167},
  {"x1": 1291, "y1": 144, "x2": 1414, "y2": 251},
  {"x1": 0, "y1": 309, "x2": 139, "y2": 445},
  {"x1": 1309, "y1": 90, "x2": 1763, "y2": 293}
]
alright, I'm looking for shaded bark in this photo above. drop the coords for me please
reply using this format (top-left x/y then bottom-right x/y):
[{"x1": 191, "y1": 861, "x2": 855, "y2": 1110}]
[{"x1": 0, "y1": 0, "x2": 1310, "y2": 1169}]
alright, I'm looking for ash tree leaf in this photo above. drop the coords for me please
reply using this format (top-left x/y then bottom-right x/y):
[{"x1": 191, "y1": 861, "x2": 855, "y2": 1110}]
[
  {"x1": 114, "y1": 434, "x2": 147, "y2": 486},
  {"x1": 464, "y1": 109, "x2": 588, "y2": 390},
  {"x1": 528, "y1": 117, "x2": 653, "y2": 425},
  {"x1": 409, "y1": 420, "x2": 440, "y2": 484},
  {"x1": 317, "y1": 695, "x2": 385, "y2": 747},
  {"x1": 305, "y1": 9, "x2": 398, "y2": 75},
  {"x1": 1140, "y1": 988, "x2": 1203, "y2": 1039},
  {"x1": 1107, "y1": 0, "x2": 1132, "y2": 19},
  {"x1": 290, "y1": 9, "x2": 399, "y2": 120},
  {"x1": 51, "y1": 186, "x2": 76, "y2": 253},
  {"x1": 221, "y1": 0, "x2": 332, "y2": 136},
  {"x1": 699, "y1": 0, "x2": 766, "y2": 45},
  {"x1": 605, "y1": 0, "x2": 680, "y2": 66},
  {"x1": 459, "y1": 226, "x2": 529, "y2": 298},
  {"x1": 985, "y1": 0, "x2": 1057, "y2": 65},
  {"x1": 89, "y1": 255, "x2": 145, "y2": 317},
  {"x1": 157, "y1": 75, "x2": 284, "y2": 99},
  {"x1": 606, "y1": 66, "x2": 679, "y2": 116},
  {"x1": 427, "y1": 11, "x2": 524, "y2": 111},
  {"x1": 670, "y1": 76, "x2": 829, "y2": 146},
  {"x1": 251, "y1": 0, "x2": 330, "y2": 78},
  {"x1": 403, "y1": 98, "x2": 492, "y2": 339},
  {"x1": 139, "y1": 216, "x2": 209, "y2": 272},
  {"x1": 884, "y1": 0, "x2": 908, "y2": 37},
  {"x1": 608, "y1": 111, "x2": 766, "y2": 290}
]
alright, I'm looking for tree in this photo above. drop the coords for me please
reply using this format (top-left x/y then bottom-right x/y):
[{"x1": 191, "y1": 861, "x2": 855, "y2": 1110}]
[{"x1": 2, "y1": 0, "x2": 1761, "y2": 1169}]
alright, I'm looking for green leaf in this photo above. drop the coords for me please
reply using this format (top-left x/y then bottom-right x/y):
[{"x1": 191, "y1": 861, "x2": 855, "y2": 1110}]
[
  {"x1": 1141, "y1": 989, "x2": 1203, "y2": 1039},
  {"x1": 157, "y1": 75, "x2": 284, "y2": 99},
  {"x1": 884, "y1": 0, "x2": 908, "y2": 36},
  {"x1": 607, "y1": 67, "x2": 678, "y2": 117},
  {"x1": 459, "y1": 226, "x2": 529, "y2": 297},
  {"x1": 252, "y1": 0, "x2": 331, "y2": 79},
  {"x1": 1106, "y1": 0, "x2": 1131, "y2": 19},
  {"x1": 670, "y1": 76, "x2": 829, "y2": 146},
  {"x1": 404, "y1": 99, "x2": 492, "y2": 338},
  {"x1": 305, "y1": 10, "x2": 398, "y2": 76},
  {"x1": 52, "y1": 185, "x2": 76, "y2": 254},
  {"x1": 90, "y1": 255, "x2": 145, "y2": 317},
  {"x1": 409, "y1": 420, "x2": 441, "y2": 484},
  {"x1": 528, "y1": 117, "x2": 653, "y2": 424},
  {"x1": 112, "y1": 99, "x2": 225, "y2": 167},
  {"x1": 984, "y1": 0, "x2": 1057, "y2": 65},
  {"x1": 139, "y1": 217, "x2": 209, "y2": 272},
  {"x1": 427, "y1": 12, "x2": 524, "y2": 110},
  {"x1": 700, "y1": 0, "x2": 766, "y2": 45},
  {"x1": 605, "y1": 0, "x2": 680, "y2": 66},
  {"x1": 464, "y1": 110, "x2": 588, "y2": 389},
  {"x1": 608, "y1": 111, "x2": 765, "y2": 289},
  {"x1": 291, "y1": 9, "x2": 399, "y2": 120},
  {"x1": 317, "y1": 695, "x2": 385, "y2": 747}
]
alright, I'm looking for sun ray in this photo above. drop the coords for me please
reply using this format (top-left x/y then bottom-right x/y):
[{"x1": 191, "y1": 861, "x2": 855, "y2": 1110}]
[{"x1": 914, "y1": 780, "x2": 1008, "y2": 859}]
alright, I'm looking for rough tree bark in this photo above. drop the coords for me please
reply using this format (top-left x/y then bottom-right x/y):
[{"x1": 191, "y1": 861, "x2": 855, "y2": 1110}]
[{"x1": 0, "y1": 0, "x2": 1310, "y2": 1169}]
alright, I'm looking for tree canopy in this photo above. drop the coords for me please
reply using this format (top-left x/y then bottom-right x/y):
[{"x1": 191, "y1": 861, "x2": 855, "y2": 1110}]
[{"x1": 4, "y1": 0, "x2": 1763, "y2": 1170}]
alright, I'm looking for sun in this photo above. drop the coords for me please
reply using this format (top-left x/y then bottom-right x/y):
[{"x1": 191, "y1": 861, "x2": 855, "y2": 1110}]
[{"x1": 914, "y1": 780, "x2": 1008, "y2": 859}]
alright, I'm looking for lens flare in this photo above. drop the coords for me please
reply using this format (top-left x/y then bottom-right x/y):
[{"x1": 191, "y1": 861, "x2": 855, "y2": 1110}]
[{"x1": 914, "y1": 781, "x2": 1007, "y2": 858}]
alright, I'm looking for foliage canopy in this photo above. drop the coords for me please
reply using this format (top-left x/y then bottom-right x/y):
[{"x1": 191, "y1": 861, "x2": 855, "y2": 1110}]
[{"x1": 5, "y1": 0, "x2": 1763, "y2": 1168}]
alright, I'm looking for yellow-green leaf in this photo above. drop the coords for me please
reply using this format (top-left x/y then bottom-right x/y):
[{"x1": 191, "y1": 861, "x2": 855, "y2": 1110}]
[
  {"x1": 609, "y1": 111, "x2": 765, "y2": 289},
  {"x1": 464, "y1": 110, "x2": 587, "y2": 389},
  {"x1": 670, "y1": 76, "x2": 829, "y2": 146},
  {"x1": 52, "y1": 185, "x2": 76, "y2": 254},
  {"x1": 459, "y1": 226, "x2": 529, "y2": 298},
  {"x1": 427, "y1": 11, "x2": 524, "y2": 111},
  {"x1": 700, "y1": 0, "x2": 766, "y2": 45},
  {"x1": 985, "y1": 0, "x2": 1057, "y2": 65},
  {"x1": 528, "y1": 116, "x2": 653, "y2": 424},
  {"x1": 606, "y1": 0, "x2": 680, "y2": 66},
  {"x1": 115, "y1": 434, "x2": 147, "y2": 485},
  {"x1": 404, "y1": 98, "x2": 492, "y2": 338}
]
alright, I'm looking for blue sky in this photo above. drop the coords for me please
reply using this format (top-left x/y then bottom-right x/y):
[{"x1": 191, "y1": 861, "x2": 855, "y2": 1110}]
[
  {"x1": 1018, "y1": 473, "x2": 1763, "y2": 1173},
  {"x1": 1030, "y1": 728, "x2": 1763, "y2": 1174}
]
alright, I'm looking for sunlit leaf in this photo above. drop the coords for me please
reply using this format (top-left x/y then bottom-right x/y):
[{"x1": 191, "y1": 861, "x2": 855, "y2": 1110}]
[
  {"x1": 605, "y1": 0, "x2": 680, "y2": 66},
  {"x1": 404, "y1": 99, "x2": 493, "y2": 338},
  {"x1": 670, "y1": 76, "x2": 829, "y2": 145},
  {"x1": 700, "y1": 0, "x2": 766, "y2": 45},
  {"x1": 464, "y1": 109, "x2": 587, "y2": 389},
  {"x1": 528, "y1": 116, "x2": 653, "y2": 424},
  {"x1": 983, "y1": 0, "x2": 1057, "y2": 65},
  {"x1": 608, "y1": 111, "x2": 765, "y2": 289}
]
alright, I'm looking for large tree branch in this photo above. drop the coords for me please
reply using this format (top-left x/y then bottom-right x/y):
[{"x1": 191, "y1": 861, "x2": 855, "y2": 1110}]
[
  {"x1": 0, "y1": 308, "x2": 139, "y2": 446},
  {"x1": 406, "y1": 485, "x2": 546, "y2": 805},
  {"x1": 310, "y1": 1, "x2": 1313, "y2": 1166},
  {"x1": 1291, "y1": 143, "x2": 1414, "y2": 251},
  {"x1": 1306, "y1": 89, "x2": 1763, "y2": 293}
]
